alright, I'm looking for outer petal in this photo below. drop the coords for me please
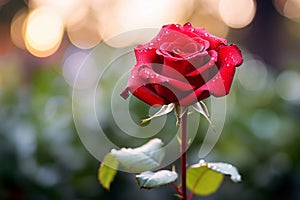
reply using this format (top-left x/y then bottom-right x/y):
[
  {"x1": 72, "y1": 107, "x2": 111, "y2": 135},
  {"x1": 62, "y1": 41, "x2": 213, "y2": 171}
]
[
  {"x1": 138, "y1": 65, "x2": 195, "y2": 91},
  {"x1": 183, "y1": 22, "x2": 228, "y2": 50},
  {"x1": 178, "y1": 44, "x2": 243, "y2": 105},
  {"x1": 131, "y1": 85, "x2": 168, "y2": 106},
  {"x1": 134, "y1": 46, "x2": 162, "y2": 65},
  {"x1": 120, "y1": 64, "x2": 168, "y2": 106},
  {"x1": 205, "y1": 44, "x2": 242, "y2": 96},
  {"x1": 177, "y1": 88, "x2": 210, "y2": 106}
]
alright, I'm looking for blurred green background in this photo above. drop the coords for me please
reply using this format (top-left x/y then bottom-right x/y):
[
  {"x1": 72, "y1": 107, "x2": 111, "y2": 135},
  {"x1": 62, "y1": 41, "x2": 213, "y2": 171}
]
[{"x1": 1, "y1": 0, "x2": 300, "y2": 199}]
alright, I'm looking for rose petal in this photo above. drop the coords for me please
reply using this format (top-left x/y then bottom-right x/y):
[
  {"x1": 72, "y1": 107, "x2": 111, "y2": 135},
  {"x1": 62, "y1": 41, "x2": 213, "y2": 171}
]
[
  {"x1": 138, "y1": 65, "x2": 194, "y2": 91},
  {"x1": 167, "y1": 24, "x2": 210, "y2": 50},
  {"x1": 204, "y1": 44, "x2": 242, "y2": 96},
  {"x1": 160, "y1": 51, "x2": 209, "y2": 78},
  {"x1": 217, "y1": 44, "x2": 243, "y2": 67},
  {"x1": 121, "y1": 23, "x2": 243, "y2": 107},
  {"x1": 177, "y1": 44, "x2": 243, "y2": 105},
  {"x1": 134, "y1": 46, "x2": 162, "y2": 65},
  {"x1": 186, "y1": 23, "x2": 228, "y2": 50},
  {"x1": 154, "y1": 84, "x2": 182, "y2": 103},
  {"x1": 186, "y1": 50, "x2": 218, "y2": 77},
  {"x1": 131, "y1": 85, "x2": 168, "y2": 106},
  {"x1": 177, "y1": 88, "x2": 210, "y2": 106}
]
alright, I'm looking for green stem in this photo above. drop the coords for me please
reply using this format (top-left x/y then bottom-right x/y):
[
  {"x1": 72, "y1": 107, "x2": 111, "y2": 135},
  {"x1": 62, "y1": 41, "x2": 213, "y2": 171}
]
[{"x1": 180, "y1": 111, "x2": 188, "y2": 200}]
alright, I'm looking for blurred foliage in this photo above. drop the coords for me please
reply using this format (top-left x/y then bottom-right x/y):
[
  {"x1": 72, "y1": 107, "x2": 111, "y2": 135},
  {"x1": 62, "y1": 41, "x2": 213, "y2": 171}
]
[
  {"x1": 1, "y1": 1, "x2": 300, "y2": 200},
  {"x1": 1, "y1": 50, "x2": 300, "y2": 200}
]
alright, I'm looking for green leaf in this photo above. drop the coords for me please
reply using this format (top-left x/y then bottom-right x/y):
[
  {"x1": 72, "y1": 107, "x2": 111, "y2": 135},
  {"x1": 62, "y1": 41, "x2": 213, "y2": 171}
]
[
  {"x1": 98, "y1": 153, "x2": 119, "y2": 190},
  {"x1": 187, "y1": 160, "x2": 241, "y2": 196},
  {"x1": 136, "y1": 170, "x2": 178, "y2": 189},
  {"x1": 205, "y1": 161, "x2": 242, "y2": 183},
  {"x1": 187, "y1": 163, "x2": 224, "y2": 195},
  {"x1": 111, "y1": 138, "x2": 165, "y2": 173}
]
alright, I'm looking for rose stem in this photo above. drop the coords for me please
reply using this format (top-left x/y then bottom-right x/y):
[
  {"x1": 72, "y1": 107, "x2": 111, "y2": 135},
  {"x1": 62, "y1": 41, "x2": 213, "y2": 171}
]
[{"x1": 180, "y1": 110, "x2": 188, "y2": 200}]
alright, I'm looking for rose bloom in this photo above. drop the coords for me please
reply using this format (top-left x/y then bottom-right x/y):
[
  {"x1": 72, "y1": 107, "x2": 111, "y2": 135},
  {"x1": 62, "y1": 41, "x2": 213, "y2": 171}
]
[{"x1": 121, "y1": 23, "x2": 243, "y2": 106}]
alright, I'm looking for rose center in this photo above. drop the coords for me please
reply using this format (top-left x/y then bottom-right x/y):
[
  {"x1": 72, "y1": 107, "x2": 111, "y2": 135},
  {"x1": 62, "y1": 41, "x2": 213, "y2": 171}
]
[{"x1": 171, "y1": 42, "x2": 204, "y2": 58}]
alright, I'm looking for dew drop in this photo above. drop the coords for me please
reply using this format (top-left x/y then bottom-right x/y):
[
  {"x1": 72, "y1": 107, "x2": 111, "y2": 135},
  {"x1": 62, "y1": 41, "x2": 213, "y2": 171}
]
[
  {"x1": 131, "y1": 75, "x2": 135, "y2": 79},
  {"x1": 199, "y1": 159, "x2": 205, "y2": 164},
  {"x1": 232, "y1": 174, "x2": 242, "y2": 182}
]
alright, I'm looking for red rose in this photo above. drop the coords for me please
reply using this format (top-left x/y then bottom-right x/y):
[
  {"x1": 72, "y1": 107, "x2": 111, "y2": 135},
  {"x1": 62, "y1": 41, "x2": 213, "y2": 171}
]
[{"x1": 121, "y1": 22, "x2": 243, "y2": 106}]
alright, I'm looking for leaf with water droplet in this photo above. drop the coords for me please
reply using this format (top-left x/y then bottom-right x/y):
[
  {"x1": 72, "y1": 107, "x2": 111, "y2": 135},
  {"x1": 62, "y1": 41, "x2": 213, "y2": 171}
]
[
  {"x1": 187, "y1": 162, "x2": 223, "y2": 195},
  {"x1": 187, "y1": 159, "x2": 241, "y2": 196},
  {"x1": 111, "y1": 138, "x2": 165, "y2": 173},
  {"x1": 205, "y1": 161, "x2": 241, "y2": 183},
  {"x1": 136, "y1": 170, "x2": 178, "y2": 189}
]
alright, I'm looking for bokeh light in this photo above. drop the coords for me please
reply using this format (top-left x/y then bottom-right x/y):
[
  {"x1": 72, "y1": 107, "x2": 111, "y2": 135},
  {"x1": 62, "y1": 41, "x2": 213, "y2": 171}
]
[
  {"x1": 29, "y1": 0, "x2": 85, "y2": 25},
  {"x1": 189, "y1": 13, "x2": 229, "y2": 38},
  {"x1": 251, "y1": 109, "x2": 280, "y2": 140},
  {"x1": 24, "y1": 7, "x2": 64, "y2": 57},
  {"x1": 98, "y1": 0, "x2": 194, "y2": 47},
  {"x1": 189, "y1": 0, "x2": 229, "y2": 37},
  {"x1": 274, "y1": 0, "x2": 300, "y2": 22},
  {"x1": 219, "y1": 0, "x2": 256, "y2": 28},
  {"x1": 10, "y1": 9, "x2": 27, "y2": 49},
  {"x1": 238, "y1": 59, "x2": 268, "y2": 91},
  {"x1": 275, "y1": 70, "x2": 300, "y2": 103},
  {"x1": 115, "y1": 0, "x2": 193, "y2": 30},
  {"x1": 67, "y1": 13, "x2": 102, "y2": 49},
  {"x1": 62, "y1": 49, "x2": 98, "y2": 89},
  {"x1": 2, "y1": 1, "x2": 300, "y2": 199}
]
